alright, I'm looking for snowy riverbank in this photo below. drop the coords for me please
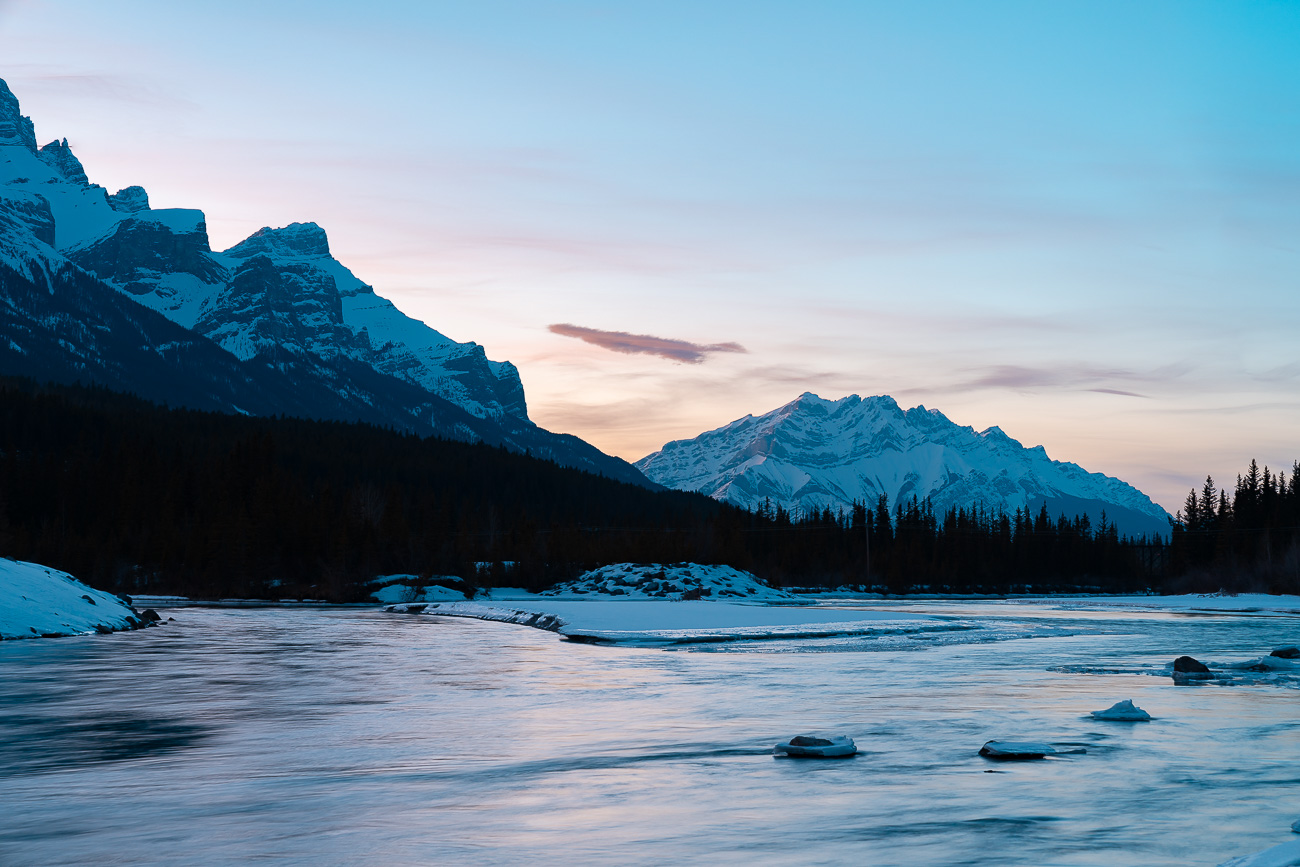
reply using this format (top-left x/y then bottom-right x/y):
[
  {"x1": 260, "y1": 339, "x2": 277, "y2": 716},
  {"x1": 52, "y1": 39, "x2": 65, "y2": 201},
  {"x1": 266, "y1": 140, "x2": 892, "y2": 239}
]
[
  {"x1": 383, "y1": 566, "x2": 1300, "y2": 655},
  {"x1": 386, "y1": 597, "x2": 945, "y2": 645},
  {"x1": 0, "y1": 559, "x2": 147, "y2": 639},
  {"x1": 1037, "y1": 593, "x2": 1300, "y2": 616},
  {"x1": 386, "y1": 562, "x2": 948, "y2": 645}
]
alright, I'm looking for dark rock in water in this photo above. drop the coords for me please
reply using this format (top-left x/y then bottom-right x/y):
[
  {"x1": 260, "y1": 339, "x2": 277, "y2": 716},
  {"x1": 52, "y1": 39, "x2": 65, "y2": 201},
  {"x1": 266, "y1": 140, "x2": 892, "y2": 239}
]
[
  {"x1": 1270, "y1": 646, "x2": 1300, "y2": 659},
  {"x1": 1173, "y1": 656, "x2": 1210, "y2": 673},
  {"x1": 789, "y1": 735, "x2": 834, "y2": 747},
  {"x1": 979, "y1": 741, "x2": 1058, "y2": 760},
  {"x1": 140, "y1": 609, "x2": 162, "y2": 623}
]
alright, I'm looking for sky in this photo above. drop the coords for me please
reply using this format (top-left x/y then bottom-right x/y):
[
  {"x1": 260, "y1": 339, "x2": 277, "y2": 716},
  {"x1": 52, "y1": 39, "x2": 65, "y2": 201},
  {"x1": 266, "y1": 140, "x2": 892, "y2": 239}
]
[{"x1": 1, "y1": 0, "x2": 1297, "y2": 512}]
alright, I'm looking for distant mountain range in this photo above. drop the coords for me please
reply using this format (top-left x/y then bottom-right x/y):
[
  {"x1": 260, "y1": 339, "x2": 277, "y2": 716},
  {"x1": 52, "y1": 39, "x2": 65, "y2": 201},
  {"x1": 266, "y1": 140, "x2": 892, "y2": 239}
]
[
  {"x1": 0, "y1": 78, "x2": 649, "y2": 486},
  {"x1": 636, "y1": 393, "x2": 1172, "y2": 539},
  {"x1": 0, "y1": 78, "x2": 1174, "y2": 533}
]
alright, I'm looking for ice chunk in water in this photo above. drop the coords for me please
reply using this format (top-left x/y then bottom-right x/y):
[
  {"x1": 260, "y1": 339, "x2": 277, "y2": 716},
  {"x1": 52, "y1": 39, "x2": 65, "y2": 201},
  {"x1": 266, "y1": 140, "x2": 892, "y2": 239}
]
[
  {"x1": 1090, "y1": 699, "x2": 1152, "y2": 721},
  {"x1": 774, "y1": 734, "x2": 857, "y2": 758},
  {"x1": 980, "y1": 741, "x2": 1060, "y2": 760}
]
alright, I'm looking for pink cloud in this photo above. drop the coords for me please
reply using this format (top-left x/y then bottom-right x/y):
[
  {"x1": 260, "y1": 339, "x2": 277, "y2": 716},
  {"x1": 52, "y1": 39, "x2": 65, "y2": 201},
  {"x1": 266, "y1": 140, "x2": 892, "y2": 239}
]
[{"x1": 548, "y1": 323, "x2": 747, "y2": 364}]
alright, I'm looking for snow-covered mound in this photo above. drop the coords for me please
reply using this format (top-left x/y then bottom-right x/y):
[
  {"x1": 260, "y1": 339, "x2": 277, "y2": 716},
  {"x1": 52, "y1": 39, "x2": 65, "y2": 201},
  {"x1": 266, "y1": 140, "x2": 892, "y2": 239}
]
[
  {"x1": 368, "y1": 575, "x2": 468, "y2": 604},
  {"x1": 541, "y1": 563, "x2": 797, "y2": 601},
  {"x1": 637, "y1": 393, "x2": 1171, "y2": 539},
  {"x1": 0, "y1": 558, "x2": 146, "y2": 639}
]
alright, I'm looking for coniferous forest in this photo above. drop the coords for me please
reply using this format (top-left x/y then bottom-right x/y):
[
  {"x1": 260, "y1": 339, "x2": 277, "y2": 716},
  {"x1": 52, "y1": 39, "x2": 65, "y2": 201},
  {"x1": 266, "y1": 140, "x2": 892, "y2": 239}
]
[
  {"x1": 0, "y1": 377, "x2": 1291, "y2": 600},
  {"x1": 1168, "y1": 463, "x2": 1300, "y2": 594}
]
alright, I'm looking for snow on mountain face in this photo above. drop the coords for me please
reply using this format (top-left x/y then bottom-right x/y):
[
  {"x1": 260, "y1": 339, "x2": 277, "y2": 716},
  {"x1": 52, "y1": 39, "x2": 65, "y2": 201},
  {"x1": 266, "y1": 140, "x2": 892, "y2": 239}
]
[
  {"x1": 0, "y1": 80, "x2": 37, "y2": 152},
  {"x1": 636, "y1": 393, "x2": 1172, "y2": 538},
  {"x1": 38, "y1": 138, "x2": 89, "y2": 185},
  {"x1": 0, "y1": 77, "x2": 528, "y2": 423},
  {"x1": 220, "y1": 223, "x2": 528, "y2": 420},
  {"x1": 0, "y1": 78, "x2": 652, "y2": 483},
  {"x1": 71, "y1": 210, "x2": 227, "y2": 327}
]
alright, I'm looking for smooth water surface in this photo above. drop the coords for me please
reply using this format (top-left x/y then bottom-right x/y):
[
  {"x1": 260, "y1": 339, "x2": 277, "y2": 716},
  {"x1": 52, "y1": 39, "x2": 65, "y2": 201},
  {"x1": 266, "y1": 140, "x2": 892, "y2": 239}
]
[{"x1": 2, "y1": 603, "x2": 1298, "y2": 866}]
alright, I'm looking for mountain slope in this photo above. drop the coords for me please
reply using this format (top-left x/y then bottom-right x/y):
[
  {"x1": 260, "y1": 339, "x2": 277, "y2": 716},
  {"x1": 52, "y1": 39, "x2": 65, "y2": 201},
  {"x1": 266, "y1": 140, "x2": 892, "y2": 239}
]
[
  {"x1": 0, "y1": 77, "x2": 650, "y2": 486},
  {"x1": 636, "y1": 393, "x2": 1171, "y2": 538}
]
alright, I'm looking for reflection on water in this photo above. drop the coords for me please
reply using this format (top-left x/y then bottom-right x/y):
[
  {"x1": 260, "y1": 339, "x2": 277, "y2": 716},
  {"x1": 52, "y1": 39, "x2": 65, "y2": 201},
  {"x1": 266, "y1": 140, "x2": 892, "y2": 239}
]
[{"x1": 1, "y1": 603, "x2": 1298, "y2": 866}]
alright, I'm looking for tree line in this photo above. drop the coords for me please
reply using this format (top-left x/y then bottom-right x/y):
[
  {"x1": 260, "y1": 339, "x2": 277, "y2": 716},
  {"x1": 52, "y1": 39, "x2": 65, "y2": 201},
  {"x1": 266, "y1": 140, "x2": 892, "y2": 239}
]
[
  {"x1": 0, "y1": 377, "x2": 1240, "y2": 600},
  {"x1": 1169, "y1": 460, "x2": 1300, "y2": 594}
]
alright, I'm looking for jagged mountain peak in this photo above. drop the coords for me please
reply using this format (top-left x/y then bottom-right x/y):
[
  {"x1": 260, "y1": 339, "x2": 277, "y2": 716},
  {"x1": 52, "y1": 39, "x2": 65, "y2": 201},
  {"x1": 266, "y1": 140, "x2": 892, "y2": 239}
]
[
  {"x1": 37, "y1": 139, "x2": 89, "y2": 186},
  {"x1": 0, "y1": 79, "x2": 37, "y2": 153},
  {"x1": 0, "y1": 77, "x2": 653, "y2": 479},
  {"x1": 637, "y1": 392, "x2": 1171, "y2": 538},
  {"x1": 108, "y1": 185, "x2": 150, "y2": 213},
  {"x1": 226, "y1": 222, "x2": 330, "y2": 259}
]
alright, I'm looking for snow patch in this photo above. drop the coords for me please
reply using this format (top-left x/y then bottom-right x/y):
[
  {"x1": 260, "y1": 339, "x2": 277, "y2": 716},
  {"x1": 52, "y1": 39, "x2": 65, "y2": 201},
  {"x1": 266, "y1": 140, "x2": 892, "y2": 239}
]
[
  {"x1": 0, "y1": 558, "x2": 142, "y2": 639},
  {"x1": 1218, "y1": 838, "x2": 1300, "y2": 867},
  {"x1": 1045, "y1": 593, "x2": 1300, "y2": 616},
  {"x1": 542, "y1": 562, "x2": 797, "y2": 602},
  {"x1": 369, "y1": 576, "x2": 468, "y2": 604}
]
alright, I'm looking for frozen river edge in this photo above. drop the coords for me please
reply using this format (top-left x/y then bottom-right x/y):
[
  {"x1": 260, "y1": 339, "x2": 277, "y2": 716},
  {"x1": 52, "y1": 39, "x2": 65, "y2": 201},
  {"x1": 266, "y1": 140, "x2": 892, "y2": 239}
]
[{"x1": 384, "y1": 598, "x2": 950, "y2": 646}]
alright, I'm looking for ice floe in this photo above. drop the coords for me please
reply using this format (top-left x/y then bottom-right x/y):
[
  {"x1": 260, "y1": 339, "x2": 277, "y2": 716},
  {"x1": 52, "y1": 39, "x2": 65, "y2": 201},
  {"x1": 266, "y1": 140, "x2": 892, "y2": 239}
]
[
  {"x1": 1042, "y1": 593, "x2": 1300, "y2": 616},
  {"x1": 1217, "y1": 837, "x2": 1300, "y2": 867},
  {"x1": 387, "y1": 598, "x2": 940, "y2": 646},
  {"x1": 385, "y1": 566, "x2": 1089, "y2": 648},
  {"x1": 0, "y1": 558, "x2": 145, "y2": 639},
  {"x1": 979, "y1": 741, "x2": 1062, "y2": 760},
  {"x1": 1089, "y1": 699, "x2": 1151, "y2": 721},
  {"x1": 774, "y1": 734, "x2": 857, "y2": 758}
]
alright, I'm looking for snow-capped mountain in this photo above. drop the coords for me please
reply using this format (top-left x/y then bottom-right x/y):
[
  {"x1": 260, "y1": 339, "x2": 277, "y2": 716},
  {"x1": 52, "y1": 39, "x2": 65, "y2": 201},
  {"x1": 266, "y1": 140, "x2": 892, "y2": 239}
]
[
  {"x1": 0, "y1": 78, "x2": 648, "y2": 485},
  {"x1": 636, "y1": 393, "x2": 1172, "y2": 538},
  {"x1": 72, "y1": 216, "x2": 528, "y2": 422}
]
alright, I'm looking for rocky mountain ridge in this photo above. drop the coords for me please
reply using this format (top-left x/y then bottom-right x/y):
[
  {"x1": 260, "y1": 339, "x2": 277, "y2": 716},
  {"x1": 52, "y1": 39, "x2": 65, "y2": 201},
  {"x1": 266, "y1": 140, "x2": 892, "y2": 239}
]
[
  {"x1": 0, "y1": 78, "x2": 647, "y2": 485},
  {"x1": 637, "y1": 392, "x2": 1171, "y2": 538}
]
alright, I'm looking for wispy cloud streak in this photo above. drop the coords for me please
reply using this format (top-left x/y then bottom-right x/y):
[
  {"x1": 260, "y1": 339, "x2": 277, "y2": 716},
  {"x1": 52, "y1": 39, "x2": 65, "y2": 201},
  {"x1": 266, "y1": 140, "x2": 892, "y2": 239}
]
[
  {"x1": 952, "y1": 364, "x2": 1157, "y2": 397},
  {"x1": 549, "y1": 323, "x2": 747, "y2": 364}
]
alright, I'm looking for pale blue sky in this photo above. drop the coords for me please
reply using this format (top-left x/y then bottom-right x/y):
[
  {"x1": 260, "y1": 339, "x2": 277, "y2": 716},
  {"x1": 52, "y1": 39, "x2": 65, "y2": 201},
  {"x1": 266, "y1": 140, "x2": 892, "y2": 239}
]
[{"x1": 2, "y1": 0, "x2": 1297, "y2": 510}]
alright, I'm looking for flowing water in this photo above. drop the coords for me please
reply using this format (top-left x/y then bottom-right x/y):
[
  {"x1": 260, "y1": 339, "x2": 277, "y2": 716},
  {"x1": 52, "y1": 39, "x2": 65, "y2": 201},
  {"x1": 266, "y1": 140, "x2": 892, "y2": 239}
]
[{"x1": 1, "y1": 602, "x2": 1298, "y2": 866}]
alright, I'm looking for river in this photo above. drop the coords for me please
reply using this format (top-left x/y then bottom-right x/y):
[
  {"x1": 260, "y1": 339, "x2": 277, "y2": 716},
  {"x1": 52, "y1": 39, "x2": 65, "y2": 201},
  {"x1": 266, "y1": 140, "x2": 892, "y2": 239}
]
[{"x1": 1, "y1": 602, "x2": 1297, "y2": 865}]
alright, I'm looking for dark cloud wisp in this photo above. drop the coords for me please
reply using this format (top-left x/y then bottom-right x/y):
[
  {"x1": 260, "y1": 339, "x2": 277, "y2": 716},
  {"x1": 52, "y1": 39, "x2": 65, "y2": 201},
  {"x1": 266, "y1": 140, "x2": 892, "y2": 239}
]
[{"x1": 549, "y1": 323, "x2": 747, "y2": 364}]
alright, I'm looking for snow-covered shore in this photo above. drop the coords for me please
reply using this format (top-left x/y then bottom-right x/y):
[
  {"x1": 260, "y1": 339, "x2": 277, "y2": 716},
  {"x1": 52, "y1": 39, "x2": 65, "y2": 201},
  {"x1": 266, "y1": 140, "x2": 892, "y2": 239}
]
[
  {"x1": 1040, "y1": 593, "x2": 1300, "y2": 616},
  {"x1": 384, "y1": 562, "x2": 943, "y2": 645},
  {"x1": 384, "y1": 563, "x2": 1300, "y2": 647},
  {"x1": 1218, "y1": 837, "x2": 1300, "y2": 867},
  {"x1": 0, "y1": 559, "x2": 147, "y2": 639},
  {"x1": 387, "y1": 597, "x2": 941, "y2": 646}
]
